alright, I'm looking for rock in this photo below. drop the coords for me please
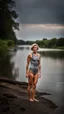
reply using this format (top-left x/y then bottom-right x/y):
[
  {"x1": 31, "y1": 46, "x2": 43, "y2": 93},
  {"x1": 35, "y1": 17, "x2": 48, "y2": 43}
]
[
  {"x1": 3, "y1": 93, "x2": 17, "y2": 98},
  {"x1": 0, "y1": 77, "x2": 28, "y2": 86}
]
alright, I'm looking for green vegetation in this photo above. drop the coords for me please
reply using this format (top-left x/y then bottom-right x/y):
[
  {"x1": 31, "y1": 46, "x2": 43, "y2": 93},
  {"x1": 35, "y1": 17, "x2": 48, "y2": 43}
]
[
  {"x1": 35, "y1": 38, "x2": 64, "y2": 49},
  {"x1": 55, "y1": 46, "x2": 64, "y2": 49},
  {"x1": 17, "y1": 38, "x2": 64, "y2": 49},
  {"x1": 0, "y1": 40, "x2": 14, "y2": 58},
  {"x1": 0, "y1": 0, "x2": 19, "y2": 43},
  {"x1": 0, "y1": 0, "x2": 19, "y2": 57},
  {"x1": 7, "y1": 40, "x2": 14, "y2": 47},
  {"x1": 0, "y1": 40, "x2": 8, "y2": 57}
]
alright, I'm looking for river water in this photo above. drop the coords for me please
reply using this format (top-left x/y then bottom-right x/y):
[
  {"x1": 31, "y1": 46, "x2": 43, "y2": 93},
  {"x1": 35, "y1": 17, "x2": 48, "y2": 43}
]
[{"x1": 0, "y1": 45, "x2": 64, "y2": 106}]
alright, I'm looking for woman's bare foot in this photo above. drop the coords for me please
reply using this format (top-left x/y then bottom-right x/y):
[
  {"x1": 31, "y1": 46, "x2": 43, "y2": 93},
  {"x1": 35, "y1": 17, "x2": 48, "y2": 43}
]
[
  {"x1": 29, "y1": 98, "x2": 34, "y2": 101},
  {"x1": 33, "y1": 98, "x2": 39, "y2": 102}
]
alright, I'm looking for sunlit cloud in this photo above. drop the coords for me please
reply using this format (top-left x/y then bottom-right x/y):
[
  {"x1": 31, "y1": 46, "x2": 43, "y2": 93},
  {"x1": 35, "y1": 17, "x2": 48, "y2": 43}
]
[{"x1": 14, "y1": 24, "x2": 64, "y2": 40}]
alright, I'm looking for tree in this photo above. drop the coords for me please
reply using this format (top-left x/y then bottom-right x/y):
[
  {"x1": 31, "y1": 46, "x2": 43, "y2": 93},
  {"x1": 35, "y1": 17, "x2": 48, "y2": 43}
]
[
  {"x1": 56, "y1": 38, "x2": 64, "y2": 46},
  {"x1": 43, "y1": 38, "x2": 47, "y2": 40},
  {"x1": 0, "y1": 0, "x2": 19, "y2": 42}
]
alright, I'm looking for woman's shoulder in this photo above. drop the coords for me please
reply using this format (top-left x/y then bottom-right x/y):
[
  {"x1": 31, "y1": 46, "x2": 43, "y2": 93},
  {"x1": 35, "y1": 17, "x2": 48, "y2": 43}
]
[
  {"x1": 27, "y1": 53, "x2": 32, "y2": 58},
  {"x1": 37, "y1": 53, "x2": 41, "y2": 57}
]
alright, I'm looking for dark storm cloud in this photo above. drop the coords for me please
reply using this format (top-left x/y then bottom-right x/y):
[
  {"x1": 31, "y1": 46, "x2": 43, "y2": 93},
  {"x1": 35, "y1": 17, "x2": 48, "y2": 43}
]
[{"x1": 14, "y1": 0, "x2": 64, "y2": 24}]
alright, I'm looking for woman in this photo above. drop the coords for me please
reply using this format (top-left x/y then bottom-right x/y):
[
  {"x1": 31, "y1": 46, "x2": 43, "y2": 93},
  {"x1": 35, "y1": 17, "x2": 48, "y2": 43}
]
[{"x1": 26, "y1": 43, "x2": 41, "y2": 102}]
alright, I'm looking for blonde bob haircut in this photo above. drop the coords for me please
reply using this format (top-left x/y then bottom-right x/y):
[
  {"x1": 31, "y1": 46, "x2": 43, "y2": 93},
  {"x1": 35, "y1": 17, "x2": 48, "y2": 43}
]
[{"x1": 30, "y1": 43, "x2": 39, "y2": 51}]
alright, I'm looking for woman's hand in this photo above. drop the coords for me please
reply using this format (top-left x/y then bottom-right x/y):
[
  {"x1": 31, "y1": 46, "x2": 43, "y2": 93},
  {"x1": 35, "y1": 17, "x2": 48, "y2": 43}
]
[
  {"x1": 26, "y1": 73, "x2": 29, "y2": 78},
  {"x1": 38, "y1": 72, "x2": 41, "y2": 78}
]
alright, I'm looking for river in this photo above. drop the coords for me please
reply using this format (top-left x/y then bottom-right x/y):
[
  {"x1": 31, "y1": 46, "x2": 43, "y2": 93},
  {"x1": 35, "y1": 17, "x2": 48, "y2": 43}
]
[{"x1": 0, "y1": 45, "x2": 64, "y2": 106}]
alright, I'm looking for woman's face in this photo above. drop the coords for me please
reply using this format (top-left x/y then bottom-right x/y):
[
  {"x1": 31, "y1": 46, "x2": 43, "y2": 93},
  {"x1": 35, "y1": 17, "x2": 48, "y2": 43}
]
[{"x1": 32, "y1": 45, "x2": 38, "y2": 52}]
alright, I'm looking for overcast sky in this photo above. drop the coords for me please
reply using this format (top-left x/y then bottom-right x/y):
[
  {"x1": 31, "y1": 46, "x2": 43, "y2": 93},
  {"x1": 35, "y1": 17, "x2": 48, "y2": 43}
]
[{"x1": 14, "y1": 0, "x2": 64, "y2": 41}]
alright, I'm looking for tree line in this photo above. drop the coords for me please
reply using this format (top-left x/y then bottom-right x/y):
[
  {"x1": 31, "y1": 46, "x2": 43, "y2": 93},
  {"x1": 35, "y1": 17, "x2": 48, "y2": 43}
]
[{"x1": 17, "y1": 38, "x2": 64, "y2": 49}]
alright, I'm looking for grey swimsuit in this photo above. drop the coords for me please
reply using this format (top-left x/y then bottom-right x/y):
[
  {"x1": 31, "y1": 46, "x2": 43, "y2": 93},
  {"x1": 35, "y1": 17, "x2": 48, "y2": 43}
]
[{"x1": 29, "y1": 53, "x2": 39, "y2": 75}]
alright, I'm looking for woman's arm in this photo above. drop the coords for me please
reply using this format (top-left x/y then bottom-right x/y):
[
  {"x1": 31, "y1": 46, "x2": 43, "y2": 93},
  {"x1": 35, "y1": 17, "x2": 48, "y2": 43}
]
[
  {"x1": 26, "y1": 54, "x2": 31, "y2": 74},
  {"x1": 38, "y1": 54, "x2": 41, "y2": 77}
]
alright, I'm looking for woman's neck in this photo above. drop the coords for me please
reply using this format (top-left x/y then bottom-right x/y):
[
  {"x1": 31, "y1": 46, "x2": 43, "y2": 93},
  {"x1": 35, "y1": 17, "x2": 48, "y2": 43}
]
[{"x1": 33, "y1": 51, "x2": 37, "y2": 54}]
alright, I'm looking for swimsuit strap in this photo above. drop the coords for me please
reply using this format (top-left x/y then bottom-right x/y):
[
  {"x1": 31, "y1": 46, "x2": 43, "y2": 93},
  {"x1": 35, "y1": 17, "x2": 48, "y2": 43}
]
[
  {"x1": 32, "y1": 52, "x2": 38, "y2": 58},
  {"x1": 31, "y1": 53, "x2": 39, "y2": 66}
]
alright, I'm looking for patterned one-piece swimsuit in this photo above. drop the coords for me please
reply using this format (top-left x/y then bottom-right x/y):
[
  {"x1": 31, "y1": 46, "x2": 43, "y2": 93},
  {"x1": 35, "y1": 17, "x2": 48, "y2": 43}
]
[{"x1": 29, "y1": 53, "x2": 39, "y2": 75}]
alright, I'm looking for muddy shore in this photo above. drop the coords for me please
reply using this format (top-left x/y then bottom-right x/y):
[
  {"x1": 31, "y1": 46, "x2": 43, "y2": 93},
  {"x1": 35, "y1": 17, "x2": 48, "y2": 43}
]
[{"x1": 0, "y1": 76, "x2": 58, "y2": 114}]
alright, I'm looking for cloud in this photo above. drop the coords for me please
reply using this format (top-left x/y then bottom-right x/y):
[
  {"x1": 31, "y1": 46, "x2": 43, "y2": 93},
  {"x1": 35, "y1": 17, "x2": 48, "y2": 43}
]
[
  {"x1": 14, "y1": 0, "x2": 64, "y2": 24},
  {"x1": 14, "y1": 0, "x2": 64, "y2": 40},
  {"x1": 14, "y1": 24, "x2": 64, "y2": 40}
]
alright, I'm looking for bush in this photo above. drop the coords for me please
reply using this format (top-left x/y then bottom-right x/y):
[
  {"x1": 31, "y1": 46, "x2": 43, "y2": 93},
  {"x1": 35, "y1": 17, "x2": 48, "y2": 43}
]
[
  {"x1": 0, "y1": 40, "x2": 8, "y2": 58},
  {"x1": 7, "y1": 40, "x2": 14, "y2": 47}
]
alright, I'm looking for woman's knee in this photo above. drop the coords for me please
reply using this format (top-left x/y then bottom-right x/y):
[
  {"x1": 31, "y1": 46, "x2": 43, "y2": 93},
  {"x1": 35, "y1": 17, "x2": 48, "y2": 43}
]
[
  {"x1": 29, "y1": 73, "x2": 33, "y2": 82},
  {"x1": 34, "y1": 75, "x2": 38, "y2": 84},
  {"x1": 28, "y1": 81, "x2": 33, "y2": 88},
  {"x1": 32, "y1": 83, "x2": 36, "y2": 89},
  {"x1": 29, "y1": 72, "x2": 33, "y2": 78},
  {"x1": 33, "y1": 78, "x2": 38, "y2": 89},
  {"x1": 27, "y1": 85, "x2": 31, "y2": 91}
]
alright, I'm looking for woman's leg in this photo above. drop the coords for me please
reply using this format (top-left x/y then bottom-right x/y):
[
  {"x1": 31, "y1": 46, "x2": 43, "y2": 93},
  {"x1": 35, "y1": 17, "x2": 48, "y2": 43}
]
[
  {"x1": 31, "y1": 73, "x2": 38, "y2": 101},
  {"x1": 27, "y1": 72, "x2": 34, "y2": 101}
]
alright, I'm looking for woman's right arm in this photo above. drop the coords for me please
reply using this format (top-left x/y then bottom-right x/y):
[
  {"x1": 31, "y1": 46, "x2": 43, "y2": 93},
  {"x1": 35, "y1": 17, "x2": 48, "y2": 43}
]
[{"x1": 26, "y1": 54, "x2": 31, "y2": 77}]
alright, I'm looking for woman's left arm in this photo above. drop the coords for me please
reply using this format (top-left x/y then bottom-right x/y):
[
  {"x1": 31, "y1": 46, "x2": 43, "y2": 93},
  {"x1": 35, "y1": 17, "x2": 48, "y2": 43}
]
[{"x1": 38, "y1": 54, "x2": 41, "y2": 78}]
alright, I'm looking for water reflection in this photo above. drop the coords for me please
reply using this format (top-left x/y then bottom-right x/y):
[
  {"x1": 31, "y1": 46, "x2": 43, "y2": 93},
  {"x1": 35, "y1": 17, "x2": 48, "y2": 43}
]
[
  {"x1": 0, "y1": 51, "x2": 19, "y2": 80},
  {"x1": 39, "y1": 51, "x2": 64, "y2": 59},
  {"x1": 17, "y1": 45, "x2": 30, "y2": 50}
]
